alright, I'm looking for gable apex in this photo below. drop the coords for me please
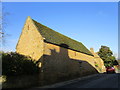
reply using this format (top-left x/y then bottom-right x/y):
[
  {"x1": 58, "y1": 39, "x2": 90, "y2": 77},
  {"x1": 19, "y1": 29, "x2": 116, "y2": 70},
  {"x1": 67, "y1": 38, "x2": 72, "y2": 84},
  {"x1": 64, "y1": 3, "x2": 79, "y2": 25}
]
[
  {"x1": 26, "y1": 16, "x2": 33, "y2": 23},
  {"x1": 27, "y1": 16, "x2": 32, "y2": 20}
]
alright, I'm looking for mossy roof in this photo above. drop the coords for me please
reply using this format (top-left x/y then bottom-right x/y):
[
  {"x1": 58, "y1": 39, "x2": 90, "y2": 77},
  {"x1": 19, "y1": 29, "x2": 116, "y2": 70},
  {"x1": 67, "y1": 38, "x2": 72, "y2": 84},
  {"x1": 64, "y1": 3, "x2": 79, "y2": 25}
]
[{"x1": 32, "y1": 19, "x2": 93, "y2": 56}]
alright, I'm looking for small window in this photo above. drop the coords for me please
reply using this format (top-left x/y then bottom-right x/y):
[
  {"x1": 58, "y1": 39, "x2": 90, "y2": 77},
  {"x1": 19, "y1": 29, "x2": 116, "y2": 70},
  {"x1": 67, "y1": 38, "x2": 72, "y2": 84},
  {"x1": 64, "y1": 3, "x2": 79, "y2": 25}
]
[
  {"x1": 75, "y1": 52, "x2": 76, "y2": 56},
  {"x1": 28, "y1": 25, "x2": 29, "y2": 30},
  {"x1": 79, "y1": 61, "x2": 82, "y2": 67}
]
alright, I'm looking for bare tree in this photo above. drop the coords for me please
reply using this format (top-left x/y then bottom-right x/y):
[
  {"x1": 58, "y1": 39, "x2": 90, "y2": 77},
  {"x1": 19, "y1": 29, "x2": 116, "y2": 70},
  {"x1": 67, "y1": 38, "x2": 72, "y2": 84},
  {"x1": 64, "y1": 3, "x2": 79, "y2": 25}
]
[
  {"x1": 0, "y1": 3, "x2": 2, "y2": 40},
  {"x1": 0, "y1": 5, "x2": 10, "y2": 44}
]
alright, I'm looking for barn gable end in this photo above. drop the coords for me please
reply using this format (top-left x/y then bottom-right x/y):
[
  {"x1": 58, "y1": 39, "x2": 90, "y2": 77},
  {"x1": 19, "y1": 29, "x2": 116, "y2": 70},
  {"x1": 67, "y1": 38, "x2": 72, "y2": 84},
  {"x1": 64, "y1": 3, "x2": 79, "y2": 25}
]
[
  {"x1": 16, "y1": 16, "x2": 44, "y2": 60},
  {"x1": 16, "y1": 16, "x2": 106, "y2": 75}
]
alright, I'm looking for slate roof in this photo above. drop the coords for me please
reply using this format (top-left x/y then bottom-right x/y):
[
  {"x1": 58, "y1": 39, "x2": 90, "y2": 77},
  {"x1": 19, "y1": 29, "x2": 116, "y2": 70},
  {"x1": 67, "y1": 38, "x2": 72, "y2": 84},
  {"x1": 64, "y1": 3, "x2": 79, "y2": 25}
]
[{"x1": 32, "y1": 19, "x2": 93, "y2": 56}]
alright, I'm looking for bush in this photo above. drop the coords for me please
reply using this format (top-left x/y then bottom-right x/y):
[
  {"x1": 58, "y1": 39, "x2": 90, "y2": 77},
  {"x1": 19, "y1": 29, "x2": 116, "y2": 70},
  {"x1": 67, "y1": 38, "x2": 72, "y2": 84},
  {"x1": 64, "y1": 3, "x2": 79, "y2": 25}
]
[{"x1": 2, "y1": 52, "x2": 39, "y2": 76}]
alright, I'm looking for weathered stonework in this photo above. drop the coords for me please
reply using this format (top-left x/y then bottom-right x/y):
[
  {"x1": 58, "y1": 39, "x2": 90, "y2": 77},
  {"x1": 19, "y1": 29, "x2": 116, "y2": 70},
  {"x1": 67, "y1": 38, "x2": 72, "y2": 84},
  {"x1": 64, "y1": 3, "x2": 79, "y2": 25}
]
[
  {"x1": 16, "y1": 16, "x2": 106, "y2": 84},
  {"x1": 42, "y1": 42, "x2": 98, "y2": 82},
  {"x1": 43, "y1": 43, "x2": 105, "y2": 75},
  {"x1": 90, "y1": 48, "x2": 106, "y2": 73},
  {"x1": 16, "y1": 16, "x2": 44, "y2": 60}
]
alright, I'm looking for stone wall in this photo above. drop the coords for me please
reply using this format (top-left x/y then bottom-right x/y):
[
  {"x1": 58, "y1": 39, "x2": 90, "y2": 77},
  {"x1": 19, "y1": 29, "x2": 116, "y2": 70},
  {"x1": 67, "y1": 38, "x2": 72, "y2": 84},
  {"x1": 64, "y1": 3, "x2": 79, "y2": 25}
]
[
  {"x1": 16, "y1": 16, "x2": 106, "y2": 86},
  {"x1": 42, "y1": 42, "x2": 99, "y2": 83},
  {"x1": 90, "y1": 48, "x2": 106, "y2": 73},
  {"x1": 16, "y1": 16, "x2": 44, "y2": 61}
]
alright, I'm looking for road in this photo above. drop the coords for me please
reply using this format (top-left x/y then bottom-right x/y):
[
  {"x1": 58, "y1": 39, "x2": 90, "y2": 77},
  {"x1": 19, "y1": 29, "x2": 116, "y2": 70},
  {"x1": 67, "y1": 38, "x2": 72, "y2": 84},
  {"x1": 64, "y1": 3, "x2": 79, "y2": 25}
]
[
  {"x1": 57, "y1": 74, "x2": 120, "y2": 88},
  {"x1": 26, "y1": 73, "x2": 120, "y2": 89}
]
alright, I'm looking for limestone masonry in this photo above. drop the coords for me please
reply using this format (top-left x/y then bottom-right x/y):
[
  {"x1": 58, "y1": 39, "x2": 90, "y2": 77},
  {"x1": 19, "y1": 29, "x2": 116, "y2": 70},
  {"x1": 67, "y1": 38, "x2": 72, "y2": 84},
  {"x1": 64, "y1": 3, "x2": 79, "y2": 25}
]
[{"x1": 16, "y1": 16, "x2": 106, "y2": 83}]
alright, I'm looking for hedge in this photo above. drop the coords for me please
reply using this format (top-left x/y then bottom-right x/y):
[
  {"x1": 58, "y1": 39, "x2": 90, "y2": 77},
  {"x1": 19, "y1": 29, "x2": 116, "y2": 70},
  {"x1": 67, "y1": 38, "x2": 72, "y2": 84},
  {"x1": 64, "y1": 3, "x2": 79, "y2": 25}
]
[{"x1": 2, "y1": 52, "x2": 39, "y2": 76}]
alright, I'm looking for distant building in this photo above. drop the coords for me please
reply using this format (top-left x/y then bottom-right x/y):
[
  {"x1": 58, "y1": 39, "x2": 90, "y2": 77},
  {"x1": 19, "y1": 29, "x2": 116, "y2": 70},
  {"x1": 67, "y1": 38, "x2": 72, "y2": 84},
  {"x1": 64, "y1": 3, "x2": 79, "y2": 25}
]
[{"x1": 16, "y1": 16, "x2": 106, "y2": 82}]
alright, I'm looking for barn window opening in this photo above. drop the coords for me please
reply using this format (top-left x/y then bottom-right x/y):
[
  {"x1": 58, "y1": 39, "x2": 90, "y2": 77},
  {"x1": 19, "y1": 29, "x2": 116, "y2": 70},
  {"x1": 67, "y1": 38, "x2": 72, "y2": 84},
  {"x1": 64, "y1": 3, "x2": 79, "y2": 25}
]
[
  {"x1": 79, "y1": 61, "x2": 83, "y2": 67},
  {"x1": 75, "y1": 52, "x2": 76, "y2": 56},
  {"x1": 28, "y1": 25, "x2": 29, "y2": 30}
]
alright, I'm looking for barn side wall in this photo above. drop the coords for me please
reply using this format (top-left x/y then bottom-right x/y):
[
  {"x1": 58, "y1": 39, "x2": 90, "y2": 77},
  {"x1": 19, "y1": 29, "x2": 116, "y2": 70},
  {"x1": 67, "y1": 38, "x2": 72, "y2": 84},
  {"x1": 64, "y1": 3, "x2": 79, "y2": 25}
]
[{"x1": 42, "y1": 42, "x2": 99, "y2": 83}]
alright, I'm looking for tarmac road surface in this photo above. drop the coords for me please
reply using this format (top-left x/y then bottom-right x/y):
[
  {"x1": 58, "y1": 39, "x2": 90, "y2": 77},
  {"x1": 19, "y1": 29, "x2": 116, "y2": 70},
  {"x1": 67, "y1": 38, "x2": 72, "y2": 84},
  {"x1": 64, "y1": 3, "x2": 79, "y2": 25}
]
[
  {"x1": 25, "y1": 73, "x2": 120, "y2": 89},
  {"x1": 57, "y1": 73, "x2": 120, "y2": 88}
]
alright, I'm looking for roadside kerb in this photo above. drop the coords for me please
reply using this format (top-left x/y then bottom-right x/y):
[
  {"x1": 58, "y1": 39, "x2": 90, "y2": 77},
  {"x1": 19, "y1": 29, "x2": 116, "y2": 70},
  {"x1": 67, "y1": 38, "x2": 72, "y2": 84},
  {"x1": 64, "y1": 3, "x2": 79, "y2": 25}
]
[{"x1": 36, "y1": 74, "x2": 99, "y2": 88}]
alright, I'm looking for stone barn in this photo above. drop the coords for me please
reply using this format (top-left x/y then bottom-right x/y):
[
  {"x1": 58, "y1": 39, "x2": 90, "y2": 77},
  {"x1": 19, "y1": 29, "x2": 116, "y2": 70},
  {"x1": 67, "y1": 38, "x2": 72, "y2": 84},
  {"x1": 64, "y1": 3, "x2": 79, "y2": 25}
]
[{"x1": 16, "y1": 16, "x2": 106, "y2": 83}]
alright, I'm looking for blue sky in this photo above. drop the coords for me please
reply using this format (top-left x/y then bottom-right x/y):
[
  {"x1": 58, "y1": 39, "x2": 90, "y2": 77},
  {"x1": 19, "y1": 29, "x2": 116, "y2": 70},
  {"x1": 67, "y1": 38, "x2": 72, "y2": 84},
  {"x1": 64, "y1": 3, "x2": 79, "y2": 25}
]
[{"x1": 2, "y1": 2, "x2": 118, "y2": 58}]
